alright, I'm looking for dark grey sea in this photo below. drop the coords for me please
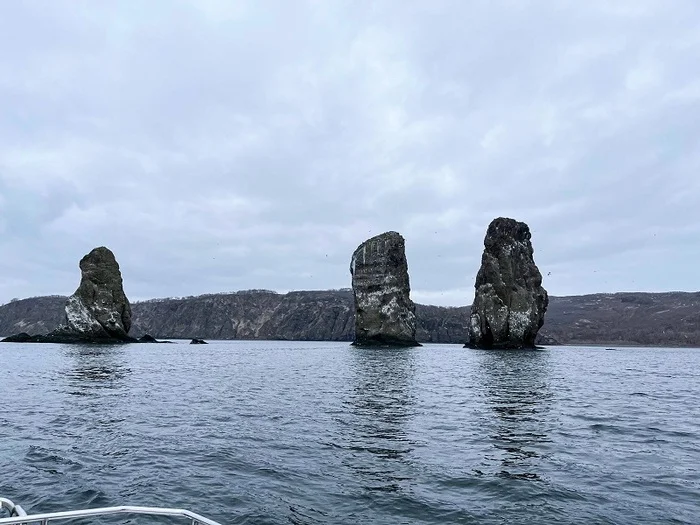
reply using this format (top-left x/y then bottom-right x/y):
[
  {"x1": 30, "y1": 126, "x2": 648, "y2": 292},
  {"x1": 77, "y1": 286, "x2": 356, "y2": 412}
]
[{"x1": 1, "y1": 341, "x2": 699, "y2": 524}]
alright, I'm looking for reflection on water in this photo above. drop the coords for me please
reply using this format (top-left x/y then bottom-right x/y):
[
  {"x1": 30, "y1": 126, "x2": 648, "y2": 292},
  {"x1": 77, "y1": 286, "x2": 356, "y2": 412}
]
[
  {"x1": 475, "y1": 349, "x2": 553, "y2": 480},
  {"x1": 2, "y1": 342, "x2": 699, "y2": 523},
  {"x1": 63, "y1": 346, "x2": 131, "y2": 396},
  {"x1": 60, "y1": 346, "x2": 131, "y2": 434},
  {"x1": 343, "y1": 347, "x2": 417, "y2": 492}
]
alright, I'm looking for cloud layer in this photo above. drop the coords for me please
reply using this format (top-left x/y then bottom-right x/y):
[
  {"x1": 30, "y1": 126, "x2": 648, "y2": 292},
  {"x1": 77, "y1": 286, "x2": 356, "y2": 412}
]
[{"x1": 1, "y1": 0, "x2": 699, "y2": 305}]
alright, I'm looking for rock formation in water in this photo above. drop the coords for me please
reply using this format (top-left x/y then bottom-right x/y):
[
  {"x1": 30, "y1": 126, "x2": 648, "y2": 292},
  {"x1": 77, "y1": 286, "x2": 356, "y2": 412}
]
[
  {"x1": 60, "y1": 246, "x2": 133, "y2": 340},
  {"x1": 350, "y1": 231, "x2": 419, "y2": 347},
  {"x1": 2, "y1": 247, "x2": 135, "y2": 344},
  {"x1": 467, "y1": 218, "x2": 548, "y2": 349}
]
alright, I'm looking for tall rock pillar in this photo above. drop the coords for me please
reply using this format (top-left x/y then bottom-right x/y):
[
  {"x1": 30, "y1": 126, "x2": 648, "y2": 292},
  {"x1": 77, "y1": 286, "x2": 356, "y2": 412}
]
[
  {"x1": 60, "y1": 246, "x2": 133, "y2": 341},
  {"x1": 468, "y1": 218, "x2": 548, "y2": 349},
  {"x1": 350, "y1": 231, "x2": 419, "y2": 347}
]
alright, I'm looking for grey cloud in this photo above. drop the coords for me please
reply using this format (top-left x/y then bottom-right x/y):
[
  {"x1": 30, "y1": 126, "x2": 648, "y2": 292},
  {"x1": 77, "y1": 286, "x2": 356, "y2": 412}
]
[{"x1": 1, "y1": 0, "x2": 699, "y2": 306}]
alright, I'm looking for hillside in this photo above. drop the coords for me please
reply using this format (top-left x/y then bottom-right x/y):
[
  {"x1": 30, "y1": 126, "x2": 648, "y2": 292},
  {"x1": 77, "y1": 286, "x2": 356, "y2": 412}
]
[
  {"x1": 1, "y1": 290, "x2": 699, "y2": 346},
  {"x1": 0, "y1": 296, "x2": 67, "y2": 336},
  {"x1": 542, "y1": 292, "x2": 700, "y2": 346}
]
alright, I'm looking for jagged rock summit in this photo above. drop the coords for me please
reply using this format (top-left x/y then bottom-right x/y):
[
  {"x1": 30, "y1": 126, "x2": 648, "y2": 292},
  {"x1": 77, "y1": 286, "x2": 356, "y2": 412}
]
[
  {"x1": 467, "y1": 218, "x2": 548, "y2": 349},
  {"x1": 350, "y1": 231, "x2": 419, "y2": 347}
]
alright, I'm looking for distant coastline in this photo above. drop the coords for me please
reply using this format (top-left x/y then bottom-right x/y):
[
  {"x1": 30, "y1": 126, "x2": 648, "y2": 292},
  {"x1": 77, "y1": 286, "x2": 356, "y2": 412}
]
[{"x1": 1, "y1": 289, "x2": 699, "y2": 347}]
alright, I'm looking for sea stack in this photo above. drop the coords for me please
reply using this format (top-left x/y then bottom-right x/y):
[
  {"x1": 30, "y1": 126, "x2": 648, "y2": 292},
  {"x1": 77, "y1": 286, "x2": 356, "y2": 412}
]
[
  {"x1": 467, "y1": 218, "x2": 548, "y2": 349},
  {"x1": 54, "y1": 246, "x2": 133, "y2": 342},
  {"x1": 350, "y1": 231, "x2": 419, "y2": 347}
]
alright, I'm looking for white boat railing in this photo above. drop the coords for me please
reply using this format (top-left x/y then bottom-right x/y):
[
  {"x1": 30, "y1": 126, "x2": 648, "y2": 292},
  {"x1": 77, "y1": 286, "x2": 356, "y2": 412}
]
[
  {"x1": 0, "y1": 498, "x2": 26, "y2": 519},
  {"x1": 0, "y1": 500, "x2": 223, "y2": 525}
]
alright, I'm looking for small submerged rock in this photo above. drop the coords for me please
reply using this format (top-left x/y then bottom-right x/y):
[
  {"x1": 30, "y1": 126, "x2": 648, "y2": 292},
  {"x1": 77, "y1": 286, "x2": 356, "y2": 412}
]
[
  {"x1": 350, "y1": 231, "x2": 419, "y2": 347},
  {"x1": 190, "y1": 338, "x2": 208, "y2": 344},
  {"x1": 1, "y1": 332, "x2": 35, "y2": 343},
  {"x1": 136, "y1": 334, "x2": 172, "y2": 343},
  {"x1": 535, "y1": 332, "x2": 560, "y2": 346},
  {"x1": 467, "y1": 218, "x2": 548, "y2": 349}
]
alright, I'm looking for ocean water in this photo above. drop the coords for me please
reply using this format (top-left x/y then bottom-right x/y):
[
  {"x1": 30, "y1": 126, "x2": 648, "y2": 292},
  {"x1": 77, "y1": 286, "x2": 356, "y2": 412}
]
[{"x1": 0, "y1": 341, "x2": 699, "y2": 524}]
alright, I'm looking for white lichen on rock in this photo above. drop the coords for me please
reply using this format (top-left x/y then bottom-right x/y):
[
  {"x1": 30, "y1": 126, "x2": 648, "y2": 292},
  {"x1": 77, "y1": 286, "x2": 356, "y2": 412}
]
[{"x1": 65, "y1": 295, "x2": 106, "y2": 336}]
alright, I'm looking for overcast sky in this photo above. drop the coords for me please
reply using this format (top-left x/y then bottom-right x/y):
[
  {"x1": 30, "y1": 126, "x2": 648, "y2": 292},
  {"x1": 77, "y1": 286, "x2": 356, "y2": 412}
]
[{"x1": 1, "y1": 0, "x2": 699, "y2": 307}]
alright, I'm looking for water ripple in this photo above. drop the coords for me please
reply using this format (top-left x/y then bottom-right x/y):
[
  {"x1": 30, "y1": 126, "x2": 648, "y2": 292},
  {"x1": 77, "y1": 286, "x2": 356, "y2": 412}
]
[{"x1": 1, "y1": 342, "x2": 699, "y2": 524}]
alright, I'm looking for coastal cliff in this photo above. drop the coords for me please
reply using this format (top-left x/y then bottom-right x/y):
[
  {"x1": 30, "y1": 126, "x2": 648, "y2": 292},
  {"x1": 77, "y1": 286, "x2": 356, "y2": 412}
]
[
  {"x1": 0, "y1": 296, "x2": 66, "y2": 336},
  {"x1": 131, "y1": 290, "x2": 354, "y2": 341},
  {"x1": 2, "y1": 290, "x2": 700, "y2": 346}
]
